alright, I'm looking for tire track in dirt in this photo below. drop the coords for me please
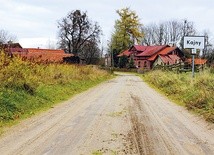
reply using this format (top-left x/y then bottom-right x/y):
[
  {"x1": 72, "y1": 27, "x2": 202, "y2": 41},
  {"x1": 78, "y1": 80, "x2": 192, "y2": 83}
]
[
  {"x1": 0, "y1": 73, "x2": 213, "y2": 155},
  {"x1": 123, "y1": 74, "x2": 214, "y2": 155},
  {"x1": 126, "y1": 93, "x2": 180, "y2": 155},
  {"x1": 126, "y1": 94, "x2": 152, "y2": 155}
]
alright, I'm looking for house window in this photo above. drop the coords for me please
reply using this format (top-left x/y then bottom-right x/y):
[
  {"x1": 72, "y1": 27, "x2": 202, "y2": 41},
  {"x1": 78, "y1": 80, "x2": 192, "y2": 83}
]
[
  {"x1": 138, "y1": 61, "x2": 141, "y2": 67},
  {"x1": 144, "y1": 61, "x2": 147, "y2": 67}
]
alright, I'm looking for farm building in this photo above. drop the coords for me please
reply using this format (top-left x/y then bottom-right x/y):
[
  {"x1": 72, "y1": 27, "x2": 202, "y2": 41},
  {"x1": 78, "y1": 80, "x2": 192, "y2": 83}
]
[
  {"x1": 24, "y1": 48, "x2": 73, "y2": 63},
  {"x1": 0, "y1": 43, "x2": 73, "y2": 63},
  {"x1": 118, "y1": 45, "x2": 185, "y2": 69},
  {"x1": 186, "y1": 58, "x2": 207, "y2": 70}
]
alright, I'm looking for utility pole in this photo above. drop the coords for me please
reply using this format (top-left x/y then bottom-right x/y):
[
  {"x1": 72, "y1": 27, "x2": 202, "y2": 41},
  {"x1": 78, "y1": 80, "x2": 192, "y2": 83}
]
[{"x1": 111, "y1": 46, "x2": 114, "y2": 68}]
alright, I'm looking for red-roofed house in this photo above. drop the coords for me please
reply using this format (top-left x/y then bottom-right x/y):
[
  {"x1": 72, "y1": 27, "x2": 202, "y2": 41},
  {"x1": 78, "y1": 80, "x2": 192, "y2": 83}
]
[
  {"x1": 1, "y1": 43, "x2": 73, "y2": 63},
  {"x1": 184, "y1": 58, "x2": 208, "y2": 70},
  {"x1": 118, "y1": 45, "x2": 184, "y2": 69},
  {"x1": 151, "y1": 47, "x2": 184, "y2": 67},
  {"x1": 187, "y1": 58, "x2": 207, "y2": 65},
  {"x1": 23, "y1": 48, "x2": 73, "y2": 62},
  {"x1": 0, "y1": 43, "x2": 22, "y2": 49},
  {"x1": 117, "y1": 50, "x2": 132, "y2": 57}
]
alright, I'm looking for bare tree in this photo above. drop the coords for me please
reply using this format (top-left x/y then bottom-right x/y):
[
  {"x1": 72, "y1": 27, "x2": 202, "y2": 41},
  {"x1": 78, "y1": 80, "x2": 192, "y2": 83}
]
[
  {"x1": 180, "y1": 19, "x2": 196, "y2": 50},
  {"x1": 202, "y1": 30, "x2": 213, "y2": 60},
  {"x1": 142, "y1": 19, "x2": 196, "y2": 48},
  {"x1": 45, "y1": 39, "x2": 56, "y2": 49},
  {"x1": 79, "y1": 39, "x2": 101, "y2": 64},
  {"x1": 142, "y1": 23, "x2": 159, "y2": 45},
  {"x1": 57, "y1": 10, "x2": 102, "y2": 56},
  {"x1": 142, "y1": 23, "x2": 168, "y2": 46},
  {"x1": 167, "y1": 20, "x2": 183, "y2": 45},
  {"x1": 0, "y1": 29, "x2": 17, "y2": 44}
]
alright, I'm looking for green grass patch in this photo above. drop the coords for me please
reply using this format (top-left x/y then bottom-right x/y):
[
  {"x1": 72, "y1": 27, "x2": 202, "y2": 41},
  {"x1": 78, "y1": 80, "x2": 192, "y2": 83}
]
[
  {"x1": 92, "y1": 150, "x2": 103, "y2": 155},
  {"x1": 140, "y1": 70, "x2": 214, "y2": 123},
  {"x1": 108, "y1": 108, "x2": 126, "y2": 117},
  {"x1": 0, "y1": 51, "x2": 113, "y2": 133}
]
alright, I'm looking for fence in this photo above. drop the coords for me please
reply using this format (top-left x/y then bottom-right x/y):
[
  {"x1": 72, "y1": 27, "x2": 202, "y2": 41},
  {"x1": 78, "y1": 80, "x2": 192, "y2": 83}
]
[{"x1": 153, "y1": 63, "x2": 203, "y2": 73}]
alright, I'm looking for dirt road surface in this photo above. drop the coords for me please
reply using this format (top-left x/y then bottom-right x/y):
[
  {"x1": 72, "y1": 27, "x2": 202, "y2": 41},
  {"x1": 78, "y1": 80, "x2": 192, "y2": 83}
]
[{"x1": 0, "y1": 73, "x2": 213, "y2": 155}]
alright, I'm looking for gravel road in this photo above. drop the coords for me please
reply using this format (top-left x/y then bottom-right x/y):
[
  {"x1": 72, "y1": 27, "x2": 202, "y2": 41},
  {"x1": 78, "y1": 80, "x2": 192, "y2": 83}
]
[{"x1": 0, "y1": 73, "x2": 213, "y2": 155}]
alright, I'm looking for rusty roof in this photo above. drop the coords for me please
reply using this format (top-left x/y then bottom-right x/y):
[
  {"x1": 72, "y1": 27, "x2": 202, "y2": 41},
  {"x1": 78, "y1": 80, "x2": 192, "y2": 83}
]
[
  {"x1": 27, "y1": 48, "x2": 66, "y2": 54},
  {"x1": 118, "y1": 50, "x2": 132, "y2": 57},
  {"x1": 187, "y1": 58, "x2": 207, "y2": 65},
  {"x1": 136, "y1": 45, "x2": 168, "y2": 57},
  {"x1": 148, "y1": 46, "x2": 177, "y2": 61},
  {"x1": 159, "y1": 55, "x2": 181, "y2": 64},
  {"x1": 19, "y1": 48, "x2": 73, "y2": 62},
  {"x1": 0, "y1": 43, "x2": 22, "y2": 49}
]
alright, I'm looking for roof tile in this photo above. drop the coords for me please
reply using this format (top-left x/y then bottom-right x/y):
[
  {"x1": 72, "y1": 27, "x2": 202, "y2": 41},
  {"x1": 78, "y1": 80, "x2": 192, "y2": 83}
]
[
  {"x1": 136, "y1": 45, "x2": 168, "y2": 56},
  {"x1": 187, "y1": 58, "x2": 207, "y2": 65}
]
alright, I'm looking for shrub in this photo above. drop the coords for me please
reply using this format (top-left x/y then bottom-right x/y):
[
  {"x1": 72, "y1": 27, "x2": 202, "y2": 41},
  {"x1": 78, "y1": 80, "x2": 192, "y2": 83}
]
[{"x1": 0, "y1": 51, "x2": 112, "y2": 127}]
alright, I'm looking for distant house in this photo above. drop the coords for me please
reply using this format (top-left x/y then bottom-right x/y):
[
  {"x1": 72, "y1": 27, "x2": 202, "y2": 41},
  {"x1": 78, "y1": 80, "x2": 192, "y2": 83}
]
[
  {"x1": 186, "y1": 58, "x2": 207, "y2": 69},
  {"x1": 151, "y1": 46, "x2": 184, "y2": 67},
  {"x1": 0, "y1": 43, "x2": 73, "y2": 63},
  {"x1": 187, "y1": 58, "x2": 207, "y2": 65},
  {"x1": 0, "y1": 43, "x2": 24, "y2": 55},
  {"x1": 24, "y1": 48, "x2": 73, "y2": 63},
  {"x1": 118, "y1": 45, "x2": 184, "y2": 70},
  {"x1": 0, "y1": 43, "x2": 22, "y2": 49}
]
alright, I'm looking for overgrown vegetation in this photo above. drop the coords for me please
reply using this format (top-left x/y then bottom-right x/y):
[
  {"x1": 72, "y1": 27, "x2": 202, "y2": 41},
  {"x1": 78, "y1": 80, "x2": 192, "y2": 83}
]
[
  {"x1": 141, "y1": 70, "x2": 214, "y2": 123},
  {"x1": 0, "y1": 51, "x2": 112, "y2": 132}
]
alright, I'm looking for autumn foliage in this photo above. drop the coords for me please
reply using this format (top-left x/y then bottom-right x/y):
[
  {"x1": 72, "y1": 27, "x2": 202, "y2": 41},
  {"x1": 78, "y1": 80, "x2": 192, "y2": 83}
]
[
  {"x1": 142, "y1": 70, "x2": 214, "y2": 123},
  {"x1": 0, "y1": 51, "x2": 111, "y2": 129}
]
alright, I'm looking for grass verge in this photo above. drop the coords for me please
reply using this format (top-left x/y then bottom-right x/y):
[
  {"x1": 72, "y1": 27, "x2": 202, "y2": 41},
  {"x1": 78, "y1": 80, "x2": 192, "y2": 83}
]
[
  {"x1": 0, "y1": 51, "x2": 113, "y2": 134},
  {"x1": 140, "y1": 70, "x2": 214, "y2": 123}
]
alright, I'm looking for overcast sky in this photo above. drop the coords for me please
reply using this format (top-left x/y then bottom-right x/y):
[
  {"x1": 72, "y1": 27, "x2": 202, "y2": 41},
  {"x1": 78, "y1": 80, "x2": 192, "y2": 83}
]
[{"x1": 1, "y1": 0, "x2": 214, "y2": 49}]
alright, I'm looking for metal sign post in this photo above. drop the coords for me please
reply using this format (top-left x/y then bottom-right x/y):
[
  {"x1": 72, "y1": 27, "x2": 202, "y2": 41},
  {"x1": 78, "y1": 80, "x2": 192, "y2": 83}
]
[
  {"x1": 192, "y1": 49, "x2": 196, "y2": 78},
  {"x1": 184, "y1": 36, "x2": 205, "y2": 78}
]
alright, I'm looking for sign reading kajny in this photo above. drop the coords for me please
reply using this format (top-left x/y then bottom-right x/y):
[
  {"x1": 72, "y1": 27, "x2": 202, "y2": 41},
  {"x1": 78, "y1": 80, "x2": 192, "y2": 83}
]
[{"x1": 184, "y1": 36, "x2": 205, "y2": 49}]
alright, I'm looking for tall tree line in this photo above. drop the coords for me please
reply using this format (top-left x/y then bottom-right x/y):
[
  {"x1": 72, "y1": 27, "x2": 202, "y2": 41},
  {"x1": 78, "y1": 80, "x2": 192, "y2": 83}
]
[
  {"x1": 142, "y1": 19, "x2": 214, "y2": 61},
  {"x1": 142, "y1": 19, "x2": 196, "y2": 49}
]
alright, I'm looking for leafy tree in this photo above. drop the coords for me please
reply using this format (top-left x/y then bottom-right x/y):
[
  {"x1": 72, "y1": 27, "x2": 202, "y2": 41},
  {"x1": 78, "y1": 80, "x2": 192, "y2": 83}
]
[
  {"x1": 109, "y1": 8, "x2": 143, "y2": 67},
  {"x1": 57, "y1": 10, "x2": 102, "y2": 57},
  {"x1": 128, "y1": 57, "x2": 135, "y2": 68},
  {"x1": 118, "y1": 55, "x2": 128, "y2": 68},
  {"x1": 110, "y1": 8, "x2": 143, "y2": 52},
  {"x1": 112, "y1": 48, "x2": 120, "y2": 67}
]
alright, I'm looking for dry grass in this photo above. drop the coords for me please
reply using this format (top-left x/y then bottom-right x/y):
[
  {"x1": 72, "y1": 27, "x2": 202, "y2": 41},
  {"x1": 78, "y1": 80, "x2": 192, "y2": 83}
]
[
  {"x1": 0, "y1": 51, "x2": 112, "y2": 130},
  {"x1": 141, "y1": 70, "x2": 214, "y2": 123}
]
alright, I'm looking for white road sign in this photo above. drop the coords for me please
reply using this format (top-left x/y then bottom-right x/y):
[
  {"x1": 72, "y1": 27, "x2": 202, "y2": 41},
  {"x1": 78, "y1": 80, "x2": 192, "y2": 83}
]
[{"x1": 184, "y1": 36, "x2": 205, "y2": 49}]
